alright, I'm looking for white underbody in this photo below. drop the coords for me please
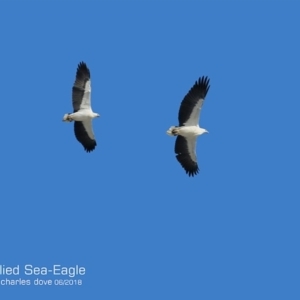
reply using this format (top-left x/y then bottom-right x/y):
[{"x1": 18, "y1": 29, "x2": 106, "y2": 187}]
[
  {"x1": 166, "y1": 125, "x2": 208, "y2": 137},
  {"x1": 62, "y1": 108, "x2": 99, "y2": 139},
  {"x1": 63, "y1": 109, "x2": 99, "y2": 122}
]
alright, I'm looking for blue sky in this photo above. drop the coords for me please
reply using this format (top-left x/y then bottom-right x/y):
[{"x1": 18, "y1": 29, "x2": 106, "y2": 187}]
[{"x1": 0, "y1": 0, "x2": 299, "y2": 299}]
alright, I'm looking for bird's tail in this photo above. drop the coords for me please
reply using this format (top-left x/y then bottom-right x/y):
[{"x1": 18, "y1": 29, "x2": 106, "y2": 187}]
[
  {"x1": 62, "y1": 113, "x2": 72, "y2": 122},
  {"x1": 166, "y1": 126, "x2": 179, "y2": 136}
]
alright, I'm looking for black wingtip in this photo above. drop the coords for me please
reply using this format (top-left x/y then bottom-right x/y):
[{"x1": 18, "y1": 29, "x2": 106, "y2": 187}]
[
  {"x1": 175, "y1": 154, "x2": 200, "y2": 177},
  {"x1": 76, "y1": 61, "x2": 90, "y2": 78},
  {"x1": 183, "y1": 163, "x2": 199, "y2": 177},
  {"x1": 186, "y1": 168, "x2": 199, "y2": 177},
  {"x1": 78, "y1": 61, "x2": 87, "y2": 68},
  {"x1": 194, "y1": 76, "x2": 210, "y2": 97},
  {"x1": 83, "y1": 141, "x2": 97, "y2": 153},
  {"x1": 84, "y1": 147, "x2": 96, "y2": 153}
]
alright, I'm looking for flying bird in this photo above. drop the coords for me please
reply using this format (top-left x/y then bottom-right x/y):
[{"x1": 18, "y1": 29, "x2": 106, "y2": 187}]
[
  {"x1": 62, "y1": 62, "x2": 100, "y2": 152},
  {"x1": 166, "y1": 76, "x2": 210, "y2": 176}
]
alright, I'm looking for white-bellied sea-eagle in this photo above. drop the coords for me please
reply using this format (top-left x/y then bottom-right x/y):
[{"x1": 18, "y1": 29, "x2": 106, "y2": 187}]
[
  {"x1": 62, "y1": 62, "x2": 100, "y2": 152},
  {"x1": 167, "y1": 76, "x2": 210, "y2": 176}
]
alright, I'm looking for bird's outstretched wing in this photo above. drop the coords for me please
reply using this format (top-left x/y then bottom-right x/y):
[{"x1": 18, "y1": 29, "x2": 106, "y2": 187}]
[
  {"x1": 72, "y1": 62, "x2": 91, "y2": 112},
  {"x1": 175, "y1": 135, "x2": 199, "y2": 176},
  {"x1": 74, "y1": 120, "x2": 96, "y2": 152},
  {"x1": 178, "y1": 76, "x2": 210, "y2": 126}
]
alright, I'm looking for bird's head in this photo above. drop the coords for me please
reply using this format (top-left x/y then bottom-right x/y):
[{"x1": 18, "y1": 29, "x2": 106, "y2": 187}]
[{"x1": 94, "y1": 113, "x2": 100, "y2": 118}]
